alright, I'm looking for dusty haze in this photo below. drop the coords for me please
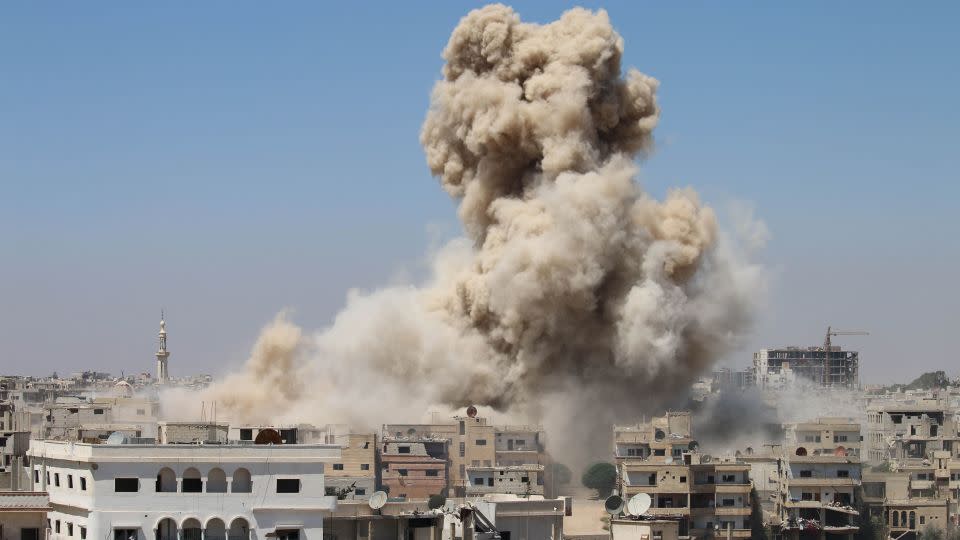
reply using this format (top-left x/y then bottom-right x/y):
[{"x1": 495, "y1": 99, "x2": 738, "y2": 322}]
[{"x1": 171, "y1": 4, "x2": 765, "y2": 467}]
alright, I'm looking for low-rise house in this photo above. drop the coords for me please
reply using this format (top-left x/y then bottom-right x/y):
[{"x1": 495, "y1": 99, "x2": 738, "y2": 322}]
[{"x1": 0, "y1": 491, "x2": 49, "y2": 540}]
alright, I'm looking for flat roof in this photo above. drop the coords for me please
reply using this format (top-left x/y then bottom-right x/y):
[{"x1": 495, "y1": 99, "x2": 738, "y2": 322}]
[{"x1": 28, "y1": 439, "x2": 341, "y2": 463}]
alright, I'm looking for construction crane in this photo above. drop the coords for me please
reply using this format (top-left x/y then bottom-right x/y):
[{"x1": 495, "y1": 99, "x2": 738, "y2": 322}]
[{"x1": 822, "y1": 326, "x2": 869, "y2": 387}]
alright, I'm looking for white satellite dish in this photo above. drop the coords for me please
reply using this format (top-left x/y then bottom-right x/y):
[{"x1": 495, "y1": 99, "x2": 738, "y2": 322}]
[
  {"x1": 664, "y1": 456, "x2": 674, "y2": 465},
  {"x1": 368, "y1": 491, "x2": 388, "y2": 510},
  {"x1": 105, "y1": 432, "x2": 126, "y2": 445},
  {"x1": 604, "y1": 494, "x2": 624, "y2": 515},
  {"x1": 627, "y1": 493, "x2": 652, "y2": 516},
  {"x1": 701, "y1": 454, "x2": 713, "y2": 464}
]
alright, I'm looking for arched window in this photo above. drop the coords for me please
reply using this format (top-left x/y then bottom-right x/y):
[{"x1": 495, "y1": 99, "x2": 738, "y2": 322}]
[
  {"x1": 795, "y1": 447, "x2": 807, "y2": 456},
  {"x1": 181, "y1": 518, "x2": 202, "y2": 540},
  {"x1": 909, "y1": 511, "x2": 916, "y2": 530},
  {"x1": 182, "y1": 468, "x2": 202, "y2": 493},
  {"x1": 207, "y1": 468, "x2": 227, "y2": 493},
  {"x1": 156, "y1": 467, "x2": 177, "y2": 493},
  {"x1": 232, "y1": 468, "x2": 252, "y2": 493},
  {"x1": 205, "y1": 518, "x2": 226, "y2": 540},
  {"x1": 156, "y1": 518, "x2": 177, "y2": 540},
  {"x1": 893, "y1": 511, "x2": 899, "y2": 527},
  {"x1": 228, "y1": 518, "x2": 250, "y2": 540}
]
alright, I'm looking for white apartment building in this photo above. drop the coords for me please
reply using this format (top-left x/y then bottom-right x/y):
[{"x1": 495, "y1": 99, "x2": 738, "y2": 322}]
[{"x1": 27, "y1": 439, "x2": 341, "y2": 540}]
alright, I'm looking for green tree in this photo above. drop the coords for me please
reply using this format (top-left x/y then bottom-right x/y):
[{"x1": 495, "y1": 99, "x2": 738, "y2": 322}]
[
  {"x1": 551, "y1": 462, "x2": 573, "y2": 486},
  {"x1": 428, "y1": 494, "x2": 447, "y2": 510},
  {"x1": 581, "y1": 462, "x2": 617, "y2": 498}
]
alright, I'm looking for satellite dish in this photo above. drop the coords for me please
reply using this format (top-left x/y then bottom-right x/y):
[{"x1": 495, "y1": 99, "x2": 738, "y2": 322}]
[
  {"x1": 701, "y1": 454, "x2": 713, "y2": 464},
  {"x1": 627, "y1": 493, "x2": 652, "y2": 516},
  {"x1": 105, "y1": 432, "x2": 125, "y2": 445},
  {"x1": 688, "y1": 440, "x2": 700, "y2": 451},
  {"x1": 466, "y1": 406, "x2": 478, "y2": 418},
  {"x1": 654, "y1": 429, "x2": 665, "y2": 442},
  {"x1": 604, "y1": 494, "x2": 624, "y2": 515},
  {"x1": 664, "y1": 456, "x2": 674, "y2": 465},
  {"x1": 368, "y1": 491, "x2": 388, "y2": 510}
]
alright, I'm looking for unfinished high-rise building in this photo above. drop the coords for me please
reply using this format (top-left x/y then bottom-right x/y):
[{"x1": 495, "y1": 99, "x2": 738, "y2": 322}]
[{"x1": 753, "y1": 347, "x2": 860, "y2": 389}]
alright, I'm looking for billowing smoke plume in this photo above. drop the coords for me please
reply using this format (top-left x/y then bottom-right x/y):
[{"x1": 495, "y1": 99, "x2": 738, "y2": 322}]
[{"x1": 186, "y1": 5, "x2": 764, "y2": 465}]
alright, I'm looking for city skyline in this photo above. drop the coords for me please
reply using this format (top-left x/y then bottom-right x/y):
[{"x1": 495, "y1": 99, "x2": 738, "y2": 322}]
[{"x1": 2, "y1": 2, "x2": 958, "y2": 383}]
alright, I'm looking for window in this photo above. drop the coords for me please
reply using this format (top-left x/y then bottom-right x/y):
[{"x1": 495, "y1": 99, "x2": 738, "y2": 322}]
[
  {"x1": 34, "y1": 469, "x2": 39, "y2": 483},
  {"x1": 426, "y1": 470, "x2": 439, "y2": 477},
  {"x1": 837, "y1": 470, "x2": 849, "y2": 478},
  {"x1": 722, "y1": 474, "x2": 736, "y2": 483},
  {"x1": 333, "y1": 464, "x2": 344, "y2": 471},
  {"x1": 276, "y1": 479, "x2": 301, "y2": 493},
  {"x1": 361, "y1": 464, "x2": 370, "y2": 471},
  {"x1": 68, "y1": 475, "x2": 74, "y2": 488},
  {"x1": 182, "y1": 468, "x2": 202, "y2": 493},
  {"x1": 55, "y1": 521, "x2": 61, "y2": 534},
  {"x1": 474, "y1": 477, "x2": 484, "y2": 485},
  {"x1": 672, "y1": 448, "x2": 682, "y2": 457},
  {"x1": 459, "y1": 442, "x2": 465, "y2": 457},
  {"x1": 80, "y1": 527, "x2": 87, "y2": 540},
  {"x1": 67, "y1": 523, "x2": 74, "y2": 536},
  {"x1": 0, "y1": 437, "x2": 5, "y2": 447},
  {"x1": 355, "y1": 488, "x2": 366, "y2": 496},
  {"x1": 654, "y1": 449, "x2": 665, "y2": 456},
  {"x1": 114, "y1": 530, "x2": 137, "y2": 540},
  {"x1": 679, "y1": 476, "x2": 687, "y2": 483},
  {"x1": 459, "y1": 421, "x2": 465, "y2": 435},
  {"x1": 920, "y1": 516, "x2": 925, "y2": 525},
  {"x1": 55, "y1": 473, "x2": 60, "y2": 487},
  {"x1": 398, "y1": 469, "x2": 408, "y2": 476},
  {"x1": 459, "y1": 464, "x2": 465, "y2": 477},
  {"x1": 93, "y1": 409, "x2": 104, "y2": 415},
  {"x1": 722, "y1": 498, "x2": 735, "y2": 507},
  {"x1": 115, "y1": 478, "x2": 139, "y2": 492},
  {"x1": 521, "y1": 476, "x2": 529, "y2": 483},
  {"x1": 476, "y1": 439, "x2": 487, "y2": 446},
  {"x1": 801, "y1": 492, "x2": 814, "y2": 501},
  {"x1": 472, "y1": 460, "x2": 480, "y2": 467},
  {"x1": 835, "y1": 435, "x2": 848, "y2": 442},
  {"x1": 483, "y1": 460, "x2": 492, "y2": 466},
  {"x1": 80, "y1": 477, "x2": 87, "y2": 491},
  {"x1": 398, "y1": 446, "x2": 411, "y2": 454},
  {"x1": 799, "y1": 470, "x2": 812, "y2": 478},
  {"x1": 136, "y1": 408, "x2": 145, "y2": 416},
  {"x1": 233, "y1": 469, "x2": 253, "y2": 493},
  {"x1": 46, "y1": 471, "x2": 50, "y2": 484}
]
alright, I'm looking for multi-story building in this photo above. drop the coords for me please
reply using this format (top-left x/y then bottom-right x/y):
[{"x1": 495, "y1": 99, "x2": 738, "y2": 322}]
[
  {"x1": 385, "y1": 408, "x2": 551, "y2": 497},
  {"x1": 615, "y1": 413, "x2": 752, "y2": 538},
  {"x1": 27, "y1": 435, "x2": 341, "y2": 540},
  {"x1": 865, "y1": 399, "x2": 959, "y2": 464},
  {"x1": 753, "y1": 346, "x2": 859, "y2": 389},
  {"x1": 324, "y1": 433, "x2": 377, "y2": 500},
  {"x1": 380, "y1": 437, "x2": 448, "y2": 500},
  {"x1": 777, "y1": 417, "x2": 863, "y2": 539}
]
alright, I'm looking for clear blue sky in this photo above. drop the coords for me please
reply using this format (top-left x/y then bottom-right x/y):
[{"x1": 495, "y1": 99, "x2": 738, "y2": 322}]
[{"x1": 1, "y1": 2, "x2": 957, "y2": 383}]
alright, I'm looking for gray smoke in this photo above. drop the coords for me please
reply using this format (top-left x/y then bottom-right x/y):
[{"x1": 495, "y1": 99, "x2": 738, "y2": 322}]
[{"x1": 195, "y1": 5, "x2": 765, "y2": 462}]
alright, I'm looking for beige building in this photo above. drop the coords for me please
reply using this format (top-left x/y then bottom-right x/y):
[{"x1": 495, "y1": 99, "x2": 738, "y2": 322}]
[
  {"x1": 385, "y1": 409, "x2": 551, "y2": 498},
  {"x1": 0, "y1": 492, "x2": 49, "y2": 540},
  {"x1": 615, "y1": 413, "x2": 752, "y2": 538},
  {"x1": 787, "y1": 418, "x2": 861, "y2": 459},
  {"x1": 326, "y1": 433, "x2": 377, "y2": 500},
  {"x1": 608, "y1": 518, "x2": 680, "y2": 540},
  {"x1": 886, "y1": 498, "x2": 949, "y2": 537}
]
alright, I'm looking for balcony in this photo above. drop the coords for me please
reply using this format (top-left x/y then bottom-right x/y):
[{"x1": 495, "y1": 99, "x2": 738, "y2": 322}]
[{"x1": 788, "y1": 478, "x2": 858, "y2": 487}]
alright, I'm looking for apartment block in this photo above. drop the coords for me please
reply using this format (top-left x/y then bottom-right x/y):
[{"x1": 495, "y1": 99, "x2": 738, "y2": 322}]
[
  {"x1": 753, "y1": 346, "x2": 859, "y2": 389},
  {"x1": 614, "y1": 412, "x2": 752, "y2": 538},
  {"x1": 28, "y1": 435, "x2": 341, "y2": 540},
  {"x1": 0, "y1": 491, "x2": 50, "y2": 540},
  {"x1": 777, "y1": 417, "x2": 863, "y2": 539},
  {"x1": 324, "y1": 433, "x2": 377, "y2": 500},
  {"x1": 380, "y1": 437, "x2": 448, "y2": 500},
  {"x1": 865, "y1": 400, "x2": 960, "y2": 464},
  {"x1": 385, "y1": 409, "x2": 551, "y2": 498}
]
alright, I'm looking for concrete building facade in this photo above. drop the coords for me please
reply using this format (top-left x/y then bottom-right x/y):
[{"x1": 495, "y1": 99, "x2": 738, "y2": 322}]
[{"x1": 27, "y1": 439, "x2": 340, "y2": 540}]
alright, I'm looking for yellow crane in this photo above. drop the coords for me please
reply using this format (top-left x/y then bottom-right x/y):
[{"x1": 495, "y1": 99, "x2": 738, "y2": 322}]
[{"x1": 822, "y1": 326, "x2": 869, "y2": 386}]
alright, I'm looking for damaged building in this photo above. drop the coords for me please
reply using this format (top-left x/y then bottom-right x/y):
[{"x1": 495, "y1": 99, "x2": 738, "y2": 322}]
[{"x1": 753, "y1": 346, "x2": 860, "y2": 390}]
